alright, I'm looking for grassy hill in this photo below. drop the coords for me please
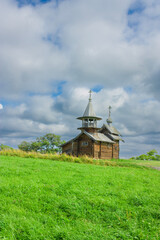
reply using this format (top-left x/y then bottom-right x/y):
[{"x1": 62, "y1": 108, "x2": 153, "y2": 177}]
[{"x1": 0, "y1": 155, "x2": 160, "y2": 240}]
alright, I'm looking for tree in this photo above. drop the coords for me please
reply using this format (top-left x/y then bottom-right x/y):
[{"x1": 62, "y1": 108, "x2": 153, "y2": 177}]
[
  {"x1": 18, "y1": 141, "x2": 31, "y2": 152},
  {"x1": 18, "y1": 133, "x2": 65, "y2": 153},
  {"x1": 36, "y1": 133, "x2": 65, "y2": 153},
  {"x1": 131, "y1": 149, "x2": 160, "y2": 161},
  {"x1": 31, "y1": 141, "x2": 41, "y2": 152},
  {"x1": 147, "y1": 149, "x2": 157, "y2": 157},
  {"x1": 155, "y1": 155, "x2": 160, "y2": 161},
  {"x1": 0, "y1": 144, "x2": 13, "y2": 151}
]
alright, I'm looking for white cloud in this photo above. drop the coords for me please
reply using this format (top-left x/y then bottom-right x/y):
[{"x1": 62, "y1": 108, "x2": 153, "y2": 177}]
[
  {"x1": 0, "y1": 104, "x2": 3, "y2": 110},
  {"x1": 0, "y1": 0, "x2": 160, "y2": 157}
]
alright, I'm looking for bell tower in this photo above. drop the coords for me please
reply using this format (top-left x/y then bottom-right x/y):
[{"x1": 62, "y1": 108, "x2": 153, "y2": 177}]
[
  {"x1": 61, "y1": 90, "x2": 123, "y2": 159},
  {"x1": 77, "y1": 90, "x2": 102, "y2": 133}
]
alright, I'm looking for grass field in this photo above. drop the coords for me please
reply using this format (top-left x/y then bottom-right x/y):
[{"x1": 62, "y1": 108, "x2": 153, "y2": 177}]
[
  {"x1": 111, "y1": 158, "x2": 160, "y2": 168},
  {"x1": 0, "y1": 155, "x2": 160, "y2": 239}
]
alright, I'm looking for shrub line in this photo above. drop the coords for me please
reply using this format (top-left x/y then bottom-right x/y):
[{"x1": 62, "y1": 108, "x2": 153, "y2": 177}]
[{"x1": 0, "y1": 149, "x2": 146, "y2": 169}]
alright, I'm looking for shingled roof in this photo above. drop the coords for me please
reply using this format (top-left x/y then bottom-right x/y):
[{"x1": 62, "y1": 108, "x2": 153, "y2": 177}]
[
  {"x1": 108, "y1": 134, "x2": 124, "y2": 142},
  {"x1": 84, "y1": 131, "x2": 114, "y2": 143},
  {"x1": 61, "y1": 130, "x2": 115, "y2": 147},
  {"x1": 102, "y1": 124, "x2": 122, "y2": 136},
  {"x1": 83, "y1": 100, "x2": 96, "y2": 117},
  {"x1": 77, "y1": 90, "x2": 102, "y2": 120}
]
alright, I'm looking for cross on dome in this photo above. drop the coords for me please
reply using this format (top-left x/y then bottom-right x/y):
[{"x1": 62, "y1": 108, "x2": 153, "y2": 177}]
[
  {"x1": 89, "y1": 90, "x2": 92, "y2": 101},
  {"x1": 109, "y1": 106, "x2": 112, "y2": 117},
  {"x1": 107, "y1": 105, "x2": 112, "y2": 125}
]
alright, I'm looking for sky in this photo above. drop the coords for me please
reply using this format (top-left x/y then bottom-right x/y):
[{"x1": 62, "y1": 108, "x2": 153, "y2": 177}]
[{"x1": 0, "y1": 0, "x2": 160, "y2": 158}]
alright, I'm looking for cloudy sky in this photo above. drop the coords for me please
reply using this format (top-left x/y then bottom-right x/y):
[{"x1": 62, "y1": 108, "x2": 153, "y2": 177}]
[{"x1": 0, "y1": 0, "x2": 160, "y2": 158}]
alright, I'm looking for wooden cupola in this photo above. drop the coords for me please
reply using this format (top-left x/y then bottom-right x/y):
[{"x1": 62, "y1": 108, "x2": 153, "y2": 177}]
[{"x1": 77, "y1": 90, "x2": 102, "y2": 133}]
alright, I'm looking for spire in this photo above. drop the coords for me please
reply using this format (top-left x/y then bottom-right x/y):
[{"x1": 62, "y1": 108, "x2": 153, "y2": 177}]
[
  {"x1": 77, "y1": 89, "x2": 102, "y2": 121},
  {"x1": 107, "y1": 106, "x2": 112, "y2": 126},
  {"x1": 89, "y1": 90, "x2": 92, "y2": 102},
  {"x1": 109, "y1": 106, "x2": 111, "y2": 118},
  {"x1": 83, "y1": 90, "x2": 96, "y2": 117}
]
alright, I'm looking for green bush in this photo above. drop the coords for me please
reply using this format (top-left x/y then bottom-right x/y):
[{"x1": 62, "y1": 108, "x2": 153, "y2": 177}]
[
  {"x1": 0, "y1": 144, "x2": 13, "y2": 151},
  {"x1": 131, "y1": 149, "x2": 160, "y2": 161}
]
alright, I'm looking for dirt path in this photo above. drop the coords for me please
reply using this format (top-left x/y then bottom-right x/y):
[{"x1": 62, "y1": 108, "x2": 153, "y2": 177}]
[{"x1": 150, "y1": 167, "x2": 160, "y2": 171}]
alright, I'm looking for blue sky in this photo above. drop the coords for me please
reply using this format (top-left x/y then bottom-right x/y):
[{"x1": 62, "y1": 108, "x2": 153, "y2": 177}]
[
  {"x1": 128, "y1": 1, "x2": 145, "y2": 15},
  {"x1": 16, "y1": 0, "x2": 52, "y2": 7},
  {"x1": 0, "y1": 0, "x2": 160, "y2": 158}
]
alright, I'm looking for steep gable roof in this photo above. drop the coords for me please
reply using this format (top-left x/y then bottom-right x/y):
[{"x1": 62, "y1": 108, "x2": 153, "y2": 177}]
[
  {"x1": 101, "y1": 124, "x2": 121, "y2": 136},
  {"x1": 108, "y1": 134, "x2": 124, "y2": 142},
  {"x1": 84, "y1": 131, "x2": 114, "y2": 143},
  {"x1": 61, "y1": 130, "x2": 115, "y2": 147}
]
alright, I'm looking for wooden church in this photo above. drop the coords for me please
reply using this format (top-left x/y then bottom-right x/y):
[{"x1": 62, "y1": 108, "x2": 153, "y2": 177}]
[{"x1": 61, "y1": 91, "x2": 123, "y2": 159}]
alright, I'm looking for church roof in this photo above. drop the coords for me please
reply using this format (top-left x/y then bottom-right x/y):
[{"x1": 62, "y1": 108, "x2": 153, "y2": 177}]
[
  {"x1": 77, "y1": 90, "x2": 102, "y2": 120},
  {"x1": 108, "y1": 134, "x2": 124, "y2": 142},
  {"x1": 102, "y1": 124, "x2": 121, "y2": 136},
  {"x1": 85, "y1": 131, "x2": 114, "y2": 143},
  {"x1": 61, "y1": 130, "x2": 115, "y2": 147},
  {"x1": 83, "y1": 100, "x2": 96, "y2": 117}
]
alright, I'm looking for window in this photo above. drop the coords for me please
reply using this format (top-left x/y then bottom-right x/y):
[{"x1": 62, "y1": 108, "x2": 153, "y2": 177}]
[{"x1": 82, "y1": 142, "x2": 88, "y2": 146}]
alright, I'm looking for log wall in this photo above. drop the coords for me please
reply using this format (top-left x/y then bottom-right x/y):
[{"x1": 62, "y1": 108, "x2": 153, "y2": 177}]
[
  {"x1": 93, "y1": 142, "x2": 113, "y2": 159},
  {"x1": 112, "y1": 141, "x2": 119, "y2": 159},
  {"x1": 62, "y1": 137, "x2": 119, "y2": 159},
  {"x1": 77, "y1": 134, "x2": 93, "y2": 157},
  {"x1": 62, "y1": 142, "x2": 72, "y2": 154}
]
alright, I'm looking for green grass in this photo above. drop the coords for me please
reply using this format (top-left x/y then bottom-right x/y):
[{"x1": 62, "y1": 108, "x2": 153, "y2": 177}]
[
  {"x1": 112, "y1": 158, "x2": 160, "y2": 168},
  {"x1": 1, "y1": 149, "x2": 160, "y2": 169},
  {"x1": 0, "y1": 155, "x2": 160, "y2": 240}
]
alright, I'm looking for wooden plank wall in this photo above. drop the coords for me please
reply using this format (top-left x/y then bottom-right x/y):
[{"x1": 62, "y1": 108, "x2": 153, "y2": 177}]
[
  {"x1": 77, "y1": 134, "x2": 93, "y2": 157},
  {"x1": 72, "y1": 142, "x2": 78, "y2": 156},
  {"x1": 62, "y1": 142, "x2": 72, "y2": 154},
  {"x1": 112, "y1": 142, "x2": 119, "y2": 159},
  {"x1": 93, "y1": 142, "x2": 119, "y2": 159},
  {"x1": 62, "y1": 136, "x2": 119, "y2": 159},
  {"x1": 93, "y1": 143, "x2": 100, "y2": 159},
  {"x1": 94, "y1": 142, "x2": 113, "y2": 159}
]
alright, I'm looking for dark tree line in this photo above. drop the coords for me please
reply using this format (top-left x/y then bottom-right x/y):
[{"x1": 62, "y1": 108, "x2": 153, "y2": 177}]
[{"x1": 18, "y1": 133, "x2": 65, "y2": 153}]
